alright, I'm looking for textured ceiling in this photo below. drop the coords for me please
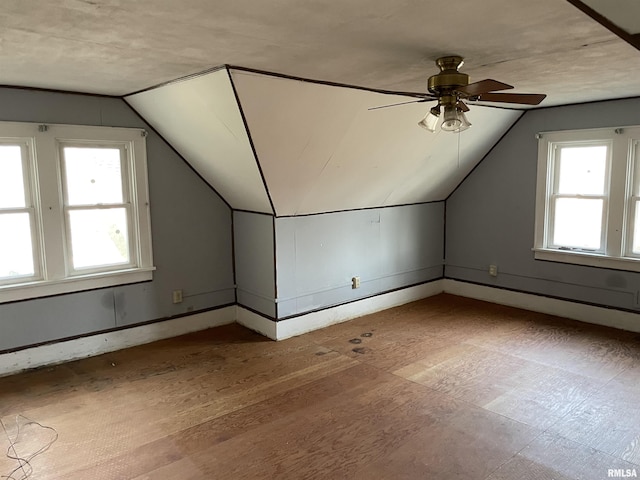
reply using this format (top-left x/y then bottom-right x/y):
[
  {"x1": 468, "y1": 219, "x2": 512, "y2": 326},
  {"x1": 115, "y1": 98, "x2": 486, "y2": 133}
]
[
  {"x1": 5, "y1": 0, "x2": 640, "y2": 216},
  {"x1": 2, "y1": 0, "x2": 640, "y2": 106}
]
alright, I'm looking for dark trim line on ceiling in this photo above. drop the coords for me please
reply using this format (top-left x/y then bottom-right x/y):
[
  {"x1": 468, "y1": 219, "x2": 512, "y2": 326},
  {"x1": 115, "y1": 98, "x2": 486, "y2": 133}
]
[
  {"x1": 274, "y1": 200, "x2": 445, "y2": 219},
  {"x1": 123, "y1": 99, "x2": 234, "y2": 211},
  {"x1": 275, "y1": 277, "x2": 443, "y2": 321},
  {"x1": 227, "y1": 65, "x2": 528, "y2": 111},
  {"x1": 233, "y1": 208, "x2": 275, "y2": 217},
  {"x1": 0, "y1": 302, "x2": 237, "y2": 356},
  {"x1": 444, "y1": 276, "x2": 640, "y2": 317},
  {"x1": 0, "y1": 83, "x2": 118, "y2": 99},
  {"x1": 530, "y1": 93, "x2": 640, "y2": 112},
  {"x1": 124, "y1": 64, "x2": 229, "y2": 97},
  {"x1": 565, "y1": 0, "x2": 640, "y2": 51},
  {"x1": 228, "y1": 64, "x2": 428, "y2": 99},
  {"x1": 226, "y1": 68, "x2": 277, "y2": 216},
  {"x1": 445, "y1": 111, "x2": 526, "y2": 202}
]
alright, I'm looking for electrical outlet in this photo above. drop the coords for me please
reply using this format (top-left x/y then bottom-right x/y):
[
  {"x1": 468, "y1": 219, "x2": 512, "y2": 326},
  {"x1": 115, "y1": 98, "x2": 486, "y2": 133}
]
[
  {"x1": 172, "y1": 289, "x2": 183, "y2": 304},
  {"x1": 489, "y1": 265, "x2": 498, "y2": 277},
  {"x1": 352, "y1": 276, "x2": 361, "y2": 289}
]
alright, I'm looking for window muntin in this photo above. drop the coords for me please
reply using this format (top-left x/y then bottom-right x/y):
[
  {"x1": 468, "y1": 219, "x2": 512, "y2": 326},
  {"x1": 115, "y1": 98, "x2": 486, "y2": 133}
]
[
  {"x1": 535, "y1": 127, "x2": 640, "y2": 272},
  {"x1": 0, "y1": 122, "x2": 154, "y2": 303}
]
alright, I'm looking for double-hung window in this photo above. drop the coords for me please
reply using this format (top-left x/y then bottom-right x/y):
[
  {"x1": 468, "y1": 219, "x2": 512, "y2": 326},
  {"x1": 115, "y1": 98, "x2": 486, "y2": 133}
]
[
  {"x1": 534, "y1": 126, "x2": 640, "y2": 271},
  {"x1": 0, "y1": 122, "x2": 154, "y2": 303}
]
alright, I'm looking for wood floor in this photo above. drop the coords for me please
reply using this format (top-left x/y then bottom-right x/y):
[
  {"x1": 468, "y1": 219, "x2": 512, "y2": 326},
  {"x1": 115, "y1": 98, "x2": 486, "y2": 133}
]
[{"x1": 1, "y1": 293, "x2": 640, "y2": 479}]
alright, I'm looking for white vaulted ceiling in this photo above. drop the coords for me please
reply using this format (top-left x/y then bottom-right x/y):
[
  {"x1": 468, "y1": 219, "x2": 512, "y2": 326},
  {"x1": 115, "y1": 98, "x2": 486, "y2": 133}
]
[
  {"x1": 126, "y1": 68, "x2": 520, "y2": 215},
  {"x1": 126, "y1": 69, "x2": 272, "y2": 213},
  {"x1": 231, "y1": 71, "x2": 521, "y2": 215}
]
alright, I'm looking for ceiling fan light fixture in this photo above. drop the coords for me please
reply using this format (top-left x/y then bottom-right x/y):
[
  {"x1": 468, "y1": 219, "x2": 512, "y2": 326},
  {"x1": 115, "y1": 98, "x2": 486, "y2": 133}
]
[
  {"x1": 454, "y1": 111, "x2": 472, "y2": 133},
  {"x1": 441, "y1": 105, "x2": 462, "y2": 132},
  {"x1": 418, "y1": 105, "x2": 440, "y2": 132}
]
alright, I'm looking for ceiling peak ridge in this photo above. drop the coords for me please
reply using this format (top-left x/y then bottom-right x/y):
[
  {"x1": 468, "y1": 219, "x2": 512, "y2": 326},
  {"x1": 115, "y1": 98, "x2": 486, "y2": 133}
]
[
  {"x1": 228, "y1": 64, "x2": 428, "y2": 99},
  {"x1": 124, "y1": 64, "x2": 229, "y2": 98}
]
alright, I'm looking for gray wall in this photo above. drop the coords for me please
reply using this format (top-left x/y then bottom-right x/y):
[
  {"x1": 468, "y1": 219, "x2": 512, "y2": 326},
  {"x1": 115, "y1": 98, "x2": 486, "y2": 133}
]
[
  {"x1": 275, "y1": 203, "x2": 444, "y2": 318},
  {"x1": 233, "y1": 211, "x2": 276, "y2": 318},
  {"x1": 446, "y1": 97, "x2": 640, "y2": 312},
  {"x1": 0, "y1": 88, "x2": 235, "y2": 351}
]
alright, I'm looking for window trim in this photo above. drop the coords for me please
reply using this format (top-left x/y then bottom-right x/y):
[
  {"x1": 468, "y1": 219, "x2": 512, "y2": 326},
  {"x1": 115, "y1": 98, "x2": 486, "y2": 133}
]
[
  {"x1": 534, "y1": 126, "x2": 640, "y2": 272},
  {"x1": 58, "y1": 141, "x2": 137, "y2": 276},
  {"x1": 0, "y1": 121, "x2": 155, "y2": 304}
]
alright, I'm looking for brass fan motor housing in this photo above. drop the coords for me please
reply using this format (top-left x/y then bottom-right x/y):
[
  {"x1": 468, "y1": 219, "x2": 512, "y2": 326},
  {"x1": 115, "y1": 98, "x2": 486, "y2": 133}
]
[{"x1": 427, "y1": 56, "x2": 469, "y2": 97}]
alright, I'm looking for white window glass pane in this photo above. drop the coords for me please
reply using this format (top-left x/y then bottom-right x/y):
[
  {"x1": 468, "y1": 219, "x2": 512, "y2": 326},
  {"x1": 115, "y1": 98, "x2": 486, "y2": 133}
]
[
  {"x1": 0, "y1": 213, "x2": 34, "y2": 279},
  {"x1": 633, "y1": 201, "x2": 640, "y2": 254},
  {"x1": 63, "y1": 147, "x2": 124, "y2": 205},
  {"x1": 68, "y1": 208, "x2": 130, "y2": 269},
  {"x1": 557, "y1": 146, "x2": 607, "y2": 195},
  {"x1": 553, "y1": 198, "x2": 603, "y2": 249},
  {"x1": 0, "y1": 145, "x2": 26, "y2": 208}
]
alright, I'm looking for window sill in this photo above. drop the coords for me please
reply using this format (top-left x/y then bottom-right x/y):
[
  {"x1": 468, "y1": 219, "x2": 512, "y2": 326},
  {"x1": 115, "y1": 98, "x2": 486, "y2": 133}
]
[
  {"x1": 0, "y1": 267, "x2": 155, "y2": 304},
  {"x1": 533, "y1": 248, "x2": 640, "y2": 272}
]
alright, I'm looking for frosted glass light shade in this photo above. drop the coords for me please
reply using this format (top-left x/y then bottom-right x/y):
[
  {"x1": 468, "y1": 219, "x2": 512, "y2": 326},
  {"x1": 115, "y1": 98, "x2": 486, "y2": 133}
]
[{"x1": 418, "y1": 107, "x2": 440, "y2": 132}]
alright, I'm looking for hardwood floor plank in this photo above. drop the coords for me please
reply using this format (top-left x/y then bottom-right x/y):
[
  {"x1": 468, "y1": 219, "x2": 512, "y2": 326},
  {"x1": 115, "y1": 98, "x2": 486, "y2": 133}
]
[
  {"x1": 488, "y1": 432, "x2": 640, "y2": 480},
  {"x1": 353, "y1": 402, "x2": 541, "y2": 480},
  {"x1": 548, "y1": 383, "x2": 640, "y2": 465}
]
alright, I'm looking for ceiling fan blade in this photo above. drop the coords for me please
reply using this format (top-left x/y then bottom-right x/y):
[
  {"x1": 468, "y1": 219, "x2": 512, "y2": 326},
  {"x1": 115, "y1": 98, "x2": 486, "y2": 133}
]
[
  {"x1": 368, "y1": 98, "x2": 431, "y2": 111},
  {"x1": 474, "y1": 92, "x2": 547, "y2": 105},
  {"x1": 456, "y1": 79, "x2": 514, "y2": 97},
  {"x1": 457, "y1": 100, "x2": 470, "y2": 112}
]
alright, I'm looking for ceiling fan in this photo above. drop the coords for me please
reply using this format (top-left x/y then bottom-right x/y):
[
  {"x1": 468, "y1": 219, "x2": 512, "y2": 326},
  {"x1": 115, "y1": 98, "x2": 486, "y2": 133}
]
[{"x1": 371, "y1": 56, "x2": 546, "y2": 133}]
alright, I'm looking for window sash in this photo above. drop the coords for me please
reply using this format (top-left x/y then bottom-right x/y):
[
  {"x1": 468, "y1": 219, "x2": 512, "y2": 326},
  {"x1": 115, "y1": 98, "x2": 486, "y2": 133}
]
[
  {"x1": 58, "y1": 142, "x2": 137, "y2": 275},
  {"x1": 545, "y1": 140, "x2": 611, "y2": 254},
  {"x1": 0, "y1": 139, "x2": 42, "y2": 285},
  {"x1": 0, "y1": 208, "x2": 40, "y2": 285},
  {"x1": 624, "y1": 140, "x2": 640, "y2": 258},
  {"x1": 63, "y1": 204, "x2": 136, "y2": 275},
  {"x1": 547, "y1": 194, "x2": 607, "y2": 252},
  {"x1": 58, "y1": 142, "x2": 129, "y2": 207}
]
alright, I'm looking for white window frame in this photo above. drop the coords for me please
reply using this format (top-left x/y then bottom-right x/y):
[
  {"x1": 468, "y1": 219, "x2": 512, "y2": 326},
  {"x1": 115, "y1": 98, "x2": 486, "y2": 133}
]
[
  {"x1": 534, "y1": 126, "x2": 640, "y2": 272},
  {"x1": 0, "y1": 121, "x2": 155, "y2": 303}
]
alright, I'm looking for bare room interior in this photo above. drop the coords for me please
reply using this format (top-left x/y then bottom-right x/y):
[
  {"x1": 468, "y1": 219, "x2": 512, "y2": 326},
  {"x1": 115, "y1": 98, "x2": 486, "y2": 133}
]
[{"x1": 1, "y1": 1, "x2": 640, "y2": 478}]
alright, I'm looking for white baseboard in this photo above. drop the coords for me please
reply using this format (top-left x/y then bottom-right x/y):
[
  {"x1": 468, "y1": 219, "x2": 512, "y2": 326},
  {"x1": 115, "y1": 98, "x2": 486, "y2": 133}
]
[
  {"x1": 443, "y1": 279, "x2": 640, "y2": 333},
  {"x1": 236, "y1": 307, "x2": 278, "y2": 340},
  {"x1": 7, "y1": 279, "x2": 636, "y2": 379},
  {"x1": 275, "y1": 281, "x2": 444, "y2": 340},
  {"x1": 0, "y1": 306, "x2": 236, "y2": 378}
]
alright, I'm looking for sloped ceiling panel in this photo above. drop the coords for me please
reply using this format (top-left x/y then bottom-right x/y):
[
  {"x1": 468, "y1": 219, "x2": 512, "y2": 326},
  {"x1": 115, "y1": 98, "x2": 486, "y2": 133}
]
[
  {"x1": 125, "y1": 69, "x2": 272, "y2": 214},
  {"x1": 231, "y1": 70, "x2": 522, "y2": 216}
]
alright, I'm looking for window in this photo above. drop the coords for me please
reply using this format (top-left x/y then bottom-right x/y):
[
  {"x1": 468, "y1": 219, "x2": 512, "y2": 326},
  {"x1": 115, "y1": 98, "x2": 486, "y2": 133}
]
[
  {"x1": 534, "y1": 126, "x2": 640, "y2": 271},
  {"x1": 0, "y1": 122, "x2": 154, "y2": 303}
]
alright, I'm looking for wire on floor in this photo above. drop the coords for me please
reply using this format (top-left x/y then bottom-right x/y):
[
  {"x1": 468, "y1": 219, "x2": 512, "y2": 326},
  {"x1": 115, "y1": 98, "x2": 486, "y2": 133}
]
[{"x1": 1, "y1": 415, "x2": 58, "y2": 480}]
